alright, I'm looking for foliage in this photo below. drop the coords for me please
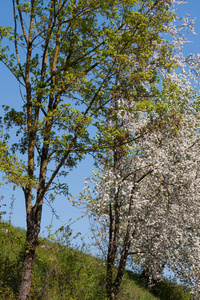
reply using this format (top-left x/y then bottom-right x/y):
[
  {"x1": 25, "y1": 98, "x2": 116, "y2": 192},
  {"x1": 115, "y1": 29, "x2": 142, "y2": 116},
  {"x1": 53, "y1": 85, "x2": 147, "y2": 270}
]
[
  {"x1": 0, "y1": 195, "x2": 6, "y2": 220},
  {"x1": 0, "y1": 222, "x2": 26, "y2": 299}
]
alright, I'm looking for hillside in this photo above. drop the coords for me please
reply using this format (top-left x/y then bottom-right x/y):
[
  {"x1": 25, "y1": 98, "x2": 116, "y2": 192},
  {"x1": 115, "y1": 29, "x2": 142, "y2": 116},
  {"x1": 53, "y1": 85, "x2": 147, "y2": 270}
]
[{"x1": 0, "y1": 222, "x2": 191, "y2": 300}]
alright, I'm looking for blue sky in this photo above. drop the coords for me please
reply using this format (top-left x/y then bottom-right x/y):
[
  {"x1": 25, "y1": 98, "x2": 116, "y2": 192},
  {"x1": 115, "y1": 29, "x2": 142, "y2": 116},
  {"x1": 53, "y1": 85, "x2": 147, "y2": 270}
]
[{"x1": 0, "y1": 1, "x2": 200, "y2": 248}]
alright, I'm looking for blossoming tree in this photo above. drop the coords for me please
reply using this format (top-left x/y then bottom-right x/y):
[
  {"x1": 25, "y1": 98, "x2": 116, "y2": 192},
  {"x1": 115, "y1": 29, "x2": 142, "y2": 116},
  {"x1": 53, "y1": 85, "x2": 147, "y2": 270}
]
[
  {"x1": 81, "y1": 11, "x2": 200, "y2": 292},
  {"x1": 82, "y1": 80, "x2": 200, "y2": 298}
]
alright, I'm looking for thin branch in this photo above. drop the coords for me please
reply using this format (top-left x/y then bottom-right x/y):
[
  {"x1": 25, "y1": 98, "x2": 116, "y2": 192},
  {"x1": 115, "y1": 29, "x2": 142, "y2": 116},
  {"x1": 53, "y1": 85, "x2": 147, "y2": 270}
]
[
  {"x1": 136, "y1": 169, "x2": 153, "y2": 184},
  {"x1": 0, "y1": 59, "x2": 25, "y2": 87},
  {"x1": 128, "y1": 251, "x2": 146, "y2": 255},
  {"x1": 44, "y1": 132, "x2": 79, "y2": 195},
  {"x1": 15, "y1": 0, "x2": 28, "y2": 44},
  {"x1": 12, "y1": 0, "x2": 26, "y2": 83}
]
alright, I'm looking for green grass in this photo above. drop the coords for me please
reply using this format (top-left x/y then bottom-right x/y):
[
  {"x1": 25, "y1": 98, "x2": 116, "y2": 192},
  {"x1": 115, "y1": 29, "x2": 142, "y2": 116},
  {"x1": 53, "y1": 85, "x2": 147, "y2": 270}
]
[{"x1": 0, "y1": 222, "x2": 191, "y2": 300}]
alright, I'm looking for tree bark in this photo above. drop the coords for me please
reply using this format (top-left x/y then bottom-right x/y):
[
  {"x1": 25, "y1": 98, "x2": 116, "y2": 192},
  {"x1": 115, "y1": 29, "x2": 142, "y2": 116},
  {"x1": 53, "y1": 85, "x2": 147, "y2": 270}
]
[
  {"x1": 18, "y1": 205, "x2": 40, "y2": 300},
  {"x1": 18, "y1": 245, "x2": 37, "y2": 300}
]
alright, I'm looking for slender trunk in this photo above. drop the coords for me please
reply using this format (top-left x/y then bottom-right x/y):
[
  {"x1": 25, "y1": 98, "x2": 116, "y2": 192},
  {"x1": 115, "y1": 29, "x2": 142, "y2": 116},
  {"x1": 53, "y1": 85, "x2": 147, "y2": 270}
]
[
  {"x1": 112, "y1": 244, "x2": 130, "y2": 298},
  {"x1": 106, "y1": 263, "x2": 114, "y2": 300},
  {"x1": 106, "y1": 187, "x2": 134, "y2": 299},
  {"x1": 18, "y1": 241, "x2": 37, "y2": 300},
  {"x1": 106, "y1": 203, "x2": 114, "y2": 298},
  {"x1": 18, "y1": 203, "x2": 41, "y2": 299},
  {"x1": 19, "y1": 4, "x2": 36, "y2": 297}
]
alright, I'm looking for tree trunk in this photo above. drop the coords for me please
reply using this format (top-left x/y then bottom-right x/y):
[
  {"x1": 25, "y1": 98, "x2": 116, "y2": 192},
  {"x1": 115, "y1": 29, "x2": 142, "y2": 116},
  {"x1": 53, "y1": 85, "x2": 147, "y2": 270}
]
[
  {"x1": 106, "y1": 261, "x2": 115, "y2": 300},
  {"x1": 18, "y1": 206, "x2": 40, "y2": 300},
  {"x1": 106, "y1": 227, "x2": 131, "y2": 300},
  {"x1": 18, "y1": 245, "x2": 37, "y2": 300}
]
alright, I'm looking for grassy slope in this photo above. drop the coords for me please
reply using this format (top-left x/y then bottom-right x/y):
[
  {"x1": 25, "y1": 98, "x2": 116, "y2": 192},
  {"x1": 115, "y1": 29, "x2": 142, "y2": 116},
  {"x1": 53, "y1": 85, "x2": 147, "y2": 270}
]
[{"x1": 0, "y1": 222, "x2": 191, "y2": 300}]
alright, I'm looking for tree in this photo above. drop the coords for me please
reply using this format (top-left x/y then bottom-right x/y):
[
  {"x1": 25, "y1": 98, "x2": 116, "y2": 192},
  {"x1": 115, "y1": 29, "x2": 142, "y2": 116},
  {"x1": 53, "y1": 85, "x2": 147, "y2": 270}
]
[
  {"x1": 81, "y1": 21, "x2": 200, "y2": 293},
  {"x1": 80, "y1": 4, "x2": 200, "y2": 298},
  {"x1": 82, "y1": 82, "x2": 200, "y2": 298},
  {"x1": 0, "y1": 0, "x2": 177, "y2": 299}
]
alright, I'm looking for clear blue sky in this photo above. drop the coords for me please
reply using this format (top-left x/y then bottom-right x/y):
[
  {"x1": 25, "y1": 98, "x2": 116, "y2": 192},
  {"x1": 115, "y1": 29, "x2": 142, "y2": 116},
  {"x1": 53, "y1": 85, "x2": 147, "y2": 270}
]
[{"x1": 0, "y1": 1, "x2": 200, "y2": 247}]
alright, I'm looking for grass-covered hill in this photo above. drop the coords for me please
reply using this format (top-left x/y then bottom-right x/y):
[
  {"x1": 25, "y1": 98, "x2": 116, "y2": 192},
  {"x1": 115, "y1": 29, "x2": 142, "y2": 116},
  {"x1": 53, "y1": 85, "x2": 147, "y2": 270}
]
[{"x1": 0, "y1": 222, "x2": 191, "y2": 300}]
